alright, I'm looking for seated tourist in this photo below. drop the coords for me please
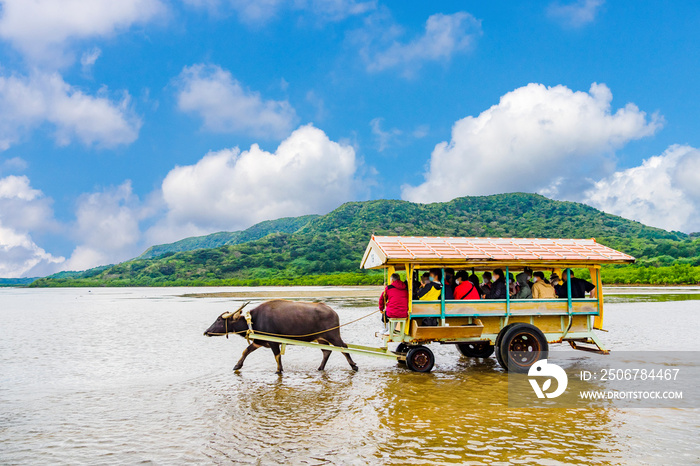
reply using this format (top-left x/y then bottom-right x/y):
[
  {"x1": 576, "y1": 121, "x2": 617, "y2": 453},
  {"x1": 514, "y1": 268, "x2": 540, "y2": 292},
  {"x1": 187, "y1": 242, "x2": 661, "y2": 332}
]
[
  {"x1": 481, "y1": 271, "x2": 492, "y2": 295},
  {"x1": 414, "y1": 272, "x2": 430, "y2": 299},
  {"x1": 468, "y1": 270, "x2": 483, "y2": 296},
  {"x1": 486, "y1": 269, "x2": 508, "y2": 299},
  {"x1": 444, "y1": 268, "x2": 455, "y2": 300},
  {"x1": 454, "y1": 271, "x2": 480, "y2": 300},
  {"x1": 531, "y1": 271, "x2": 557, "y2": 298},
  {"x1": 524, "y1": 267, "x2": 534, "y2": 289},
  {"x1": 417, "y1": 269, "x2": 443, "y2": 300},
  {"x1": 514, "y1": 272, "x2": 532, "y2": 299},
  {"x1": 551, "y1": 273, "x2": 566, "y2": 298},
  {"x1": 560, "y1": 270, "x2": 596, "y2": 298}
]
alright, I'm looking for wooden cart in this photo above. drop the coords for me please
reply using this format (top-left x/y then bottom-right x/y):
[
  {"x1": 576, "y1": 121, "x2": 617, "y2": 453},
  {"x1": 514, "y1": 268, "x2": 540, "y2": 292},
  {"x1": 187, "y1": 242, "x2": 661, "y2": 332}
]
[{"x1": 360, "y1": 236, "x2": 635, "y2": 372}]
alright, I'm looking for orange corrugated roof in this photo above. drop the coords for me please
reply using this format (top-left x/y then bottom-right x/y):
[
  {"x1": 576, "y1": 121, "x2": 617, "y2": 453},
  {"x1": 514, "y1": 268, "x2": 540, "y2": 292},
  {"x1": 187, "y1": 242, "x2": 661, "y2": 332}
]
[{"x1": 366, "y1": 236, "x2": 635, "y2": 265}]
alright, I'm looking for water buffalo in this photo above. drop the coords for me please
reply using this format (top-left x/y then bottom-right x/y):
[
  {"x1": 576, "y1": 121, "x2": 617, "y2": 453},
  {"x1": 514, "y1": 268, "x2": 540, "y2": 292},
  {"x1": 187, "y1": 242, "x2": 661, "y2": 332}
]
[{"x1": 204, "y1": 299, "x2": 358, "y2": 373}]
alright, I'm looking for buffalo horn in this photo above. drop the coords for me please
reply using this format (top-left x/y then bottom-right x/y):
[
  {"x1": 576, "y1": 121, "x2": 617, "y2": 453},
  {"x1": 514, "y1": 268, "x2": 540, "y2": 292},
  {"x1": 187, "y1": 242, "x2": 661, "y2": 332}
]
[{"x1": 221, "y1": 301, "x2": 251, "y2": 320}]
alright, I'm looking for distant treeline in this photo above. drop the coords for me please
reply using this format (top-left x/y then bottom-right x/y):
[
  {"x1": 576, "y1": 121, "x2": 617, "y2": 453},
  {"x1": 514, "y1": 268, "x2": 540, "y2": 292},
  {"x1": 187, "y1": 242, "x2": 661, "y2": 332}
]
[
  {"x1": 30, "y1": 265, "x2": 700, "y2": 287},
  {"x1": 0, "y1": 277, "x2": 37, "y2": 287}
]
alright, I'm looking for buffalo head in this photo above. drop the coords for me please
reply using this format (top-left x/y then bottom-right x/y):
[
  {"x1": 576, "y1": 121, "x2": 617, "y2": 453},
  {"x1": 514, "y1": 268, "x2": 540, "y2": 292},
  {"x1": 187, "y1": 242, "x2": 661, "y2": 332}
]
[{"x1": 203, "y1": 303, "x2": 249, "y2": 337}]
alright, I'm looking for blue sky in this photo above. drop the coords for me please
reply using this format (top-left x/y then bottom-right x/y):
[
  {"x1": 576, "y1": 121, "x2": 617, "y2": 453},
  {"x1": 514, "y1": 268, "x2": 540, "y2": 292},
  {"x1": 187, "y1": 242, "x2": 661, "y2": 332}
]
[{"x1": 1, "y1": 0, "x2": 699, "y2": 277}]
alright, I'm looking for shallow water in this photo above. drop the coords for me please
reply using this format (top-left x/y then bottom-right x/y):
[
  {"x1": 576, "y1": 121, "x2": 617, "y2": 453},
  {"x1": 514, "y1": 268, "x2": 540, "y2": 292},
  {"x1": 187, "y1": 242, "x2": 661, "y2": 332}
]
[{"x1": 1, "y1": 287, "x2": 699, "y2": 465}]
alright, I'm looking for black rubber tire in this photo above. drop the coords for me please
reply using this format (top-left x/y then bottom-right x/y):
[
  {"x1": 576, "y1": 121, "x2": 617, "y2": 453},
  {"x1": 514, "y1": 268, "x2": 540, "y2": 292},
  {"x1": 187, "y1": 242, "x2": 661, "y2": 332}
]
[
  {"x1": 494, "y1": 323, "x2": 517, "y2": 369},
  {"x1": 497, "y1": 323, "x2": 548, "y2": 373},
  {"x1": 396, "y1": 343, "x2": 409, "y2": 365},
  {"x1": 457, "y1": 341, "x2": 495, "y2": 358},
  {"x1": 406, "y1": 346, "x2": 435, "y2": 373}
]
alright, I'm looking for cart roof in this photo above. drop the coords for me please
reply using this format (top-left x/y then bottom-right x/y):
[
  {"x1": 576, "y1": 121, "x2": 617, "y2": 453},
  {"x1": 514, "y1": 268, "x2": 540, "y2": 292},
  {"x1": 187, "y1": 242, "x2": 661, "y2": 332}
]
[{"x1": 361, "y1": 235, "x2": 635, "y2": 269}]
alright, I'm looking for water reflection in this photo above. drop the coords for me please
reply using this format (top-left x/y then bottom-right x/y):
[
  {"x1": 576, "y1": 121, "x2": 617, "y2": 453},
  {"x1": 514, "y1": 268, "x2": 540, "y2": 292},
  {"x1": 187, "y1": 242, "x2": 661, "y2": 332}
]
[{"x1": 373, "y1": 365, "x2": 622, "y2": 464}]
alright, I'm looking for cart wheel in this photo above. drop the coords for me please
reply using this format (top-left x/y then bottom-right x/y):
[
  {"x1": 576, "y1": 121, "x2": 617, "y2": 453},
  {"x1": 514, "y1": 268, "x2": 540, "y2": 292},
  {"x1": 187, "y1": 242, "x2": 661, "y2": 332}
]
[
  {"x1": 396, "y1": 343, "x2": 409, "y2": 354},
  {"x1": 406, "y1": 346, "x2": 435, "y2": 373},
  {"x1": 394, "y1": 343, "x2": 411, "y2": 366},
  {"x1": 497, "y1": 324, "x2": 548, "y2": 373},
  {"x1": 457, "y1": 341, "x2": 495, "y2": 358},
  {"x1": 494, "y1": 323, "x2": 516, "y2": 369},
  {"x1": 396, "y1": 343, "x2": 409, "y2": 365}
]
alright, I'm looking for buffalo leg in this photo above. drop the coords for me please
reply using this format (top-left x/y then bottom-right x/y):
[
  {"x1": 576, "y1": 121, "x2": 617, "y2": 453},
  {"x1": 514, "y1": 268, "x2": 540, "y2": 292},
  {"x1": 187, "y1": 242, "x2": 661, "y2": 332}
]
[
  {"x1": 324, "y1": 334, "x2": 358, "y2": 371},
  {"x1": 342, "y1": 350, "x2": 358, "y2": 371},
  {"x1": 233, "y1": 343, "x2": 260, "y2": 371},
  {"x1": 318, "y1": 349, "x2": 332, "y2": 371},
  {"x1": 270, "y1": 343, "x2": 283, "y2": 373}
]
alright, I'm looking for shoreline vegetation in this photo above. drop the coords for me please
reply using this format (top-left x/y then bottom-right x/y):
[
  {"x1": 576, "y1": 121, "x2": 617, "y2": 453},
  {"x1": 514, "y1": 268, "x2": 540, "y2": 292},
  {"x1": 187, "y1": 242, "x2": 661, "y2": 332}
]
[
  {"x1": 23, "y1": 194, "x2": 700, "y2": 288},
  {"x1": 26, "y1": 264, "x2": 700, "y2": 288}
]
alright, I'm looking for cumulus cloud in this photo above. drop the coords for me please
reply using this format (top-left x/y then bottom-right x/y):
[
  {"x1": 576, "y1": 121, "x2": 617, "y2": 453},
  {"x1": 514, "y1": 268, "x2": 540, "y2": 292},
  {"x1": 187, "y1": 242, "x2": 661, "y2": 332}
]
[
  {"x1": 176, "y1": 64, "x2": 297, "y2": 139},
  {"x1": 0, "y1": 175, "x2": 64, "y2": 277},
  {"x1": 547, "y1": 0, "x2": 605, "y2": 28},
  {"x1": 63, "y1": 181, "x2": 150, "y2": 271},
  {"x1": 152, "y1": 124, "x2": 357, "y2": 239},
  {"x1": 2, "y1": 127, "x2": 360, "y2": 274},
  {"x1": 0, "y1": 0, "x2": 165, "y2": 66},
  {"x1": 0, "y1": 72, "x2": 141, "y2": 150},
  {"x1": 356, "y1": 11, "x2": 481, "y2": 74},
  {"x1": 401, "y1": 83, "x2": 661, "y2": 203},
  {"x1": 0, "y1": 224, "x2": 64, "y2": 277},
  {"x1": 585, "y1": 145, "x2": 700, "y2": 233},
  {"x1": 0, "y1": 175, "x2": 57, "y2": 232}
]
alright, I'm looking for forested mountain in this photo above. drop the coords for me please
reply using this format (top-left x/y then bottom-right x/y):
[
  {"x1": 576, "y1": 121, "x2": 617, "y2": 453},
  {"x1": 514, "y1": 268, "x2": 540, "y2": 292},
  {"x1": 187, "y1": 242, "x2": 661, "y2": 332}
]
[
  {"x1": 31, "y1": 193, "x2": 700, "y2": 287},
  {"x1": 137, "y1": 214, "x2": 318, "y2": 259}
]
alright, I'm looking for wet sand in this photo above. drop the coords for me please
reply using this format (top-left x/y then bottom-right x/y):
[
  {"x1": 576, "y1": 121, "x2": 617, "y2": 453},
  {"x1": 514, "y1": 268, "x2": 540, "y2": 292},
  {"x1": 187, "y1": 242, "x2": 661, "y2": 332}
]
[{"x1": 181, "y1": 286, "x2": 384, "y2": 299}]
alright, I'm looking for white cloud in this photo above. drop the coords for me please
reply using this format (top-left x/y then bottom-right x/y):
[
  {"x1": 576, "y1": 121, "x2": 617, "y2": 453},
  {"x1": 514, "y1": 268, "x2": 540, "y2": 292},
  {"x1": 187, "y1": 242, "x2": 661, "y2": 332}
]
[
  {"x1": 0, "y1": 175, "x2": 40, "y2": 200},
  {"x1": 0, "y1": 175, "x2": 64, "y2": 277},
  {"x1": 176, "y1": 64, "x2": 297, "y2": 139},
  {"x1": 182, "y1": 0, "x2": 375, "y2": 24},
  {"x1": 0, "y1": 0, "x2": 165, "y2": 66},
  {"x1": 0, "y1": 72, "x2": 141, "y2": 150},
  {"x1": 154, "y1": 124, "x2": 357, "y2": 237},
  {"x1": 401, "y1": 83, "x2": 661, "y2": 203},
  {"x1": 547, "y1": 0, "x2": 605, "y2": 28},
  {"x1": 356, "y1": 11, "x2": 481, "y2": 74},
  {"x1": 0, "y1": 223, "x2": 64, "y2": 277},
  {"x1": 63, "y1": 181, "x2": 149, "y2": 271},
  {"x1": 2, "y1": 127, "x2": 358, "y2": 273},
  {"x1": 0, "y1": 156, "x2": 28, "y2": 173},
  {"x1": 585, "y1": 145, "x2": 700, "y2": 233},
  {"x1": 80, "y1": 47, "x2": 102, "y2": 72},
  {"x1": 0, "y1": 175, "x2": 57, "y2": 233},
  {"x1": 294, "y1": 0, "x2": 376, "y2": 22},
  {"x1": 370, "y1": 117, "x2": 401, "y2": 152}
]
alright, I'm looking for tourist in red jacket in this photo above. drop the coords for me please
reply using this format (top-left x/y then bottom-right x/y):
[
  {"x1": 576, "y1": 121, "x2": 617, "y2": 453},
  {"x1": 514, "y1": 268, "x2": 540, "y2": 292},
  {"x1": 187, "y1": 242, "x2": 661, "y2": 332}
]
[
  {"x1": 454, "y1": 271, "x2": 481, "y2": 300},
  {"x1": 379, "y1": 273, "x2": 409, "y2": 322}
]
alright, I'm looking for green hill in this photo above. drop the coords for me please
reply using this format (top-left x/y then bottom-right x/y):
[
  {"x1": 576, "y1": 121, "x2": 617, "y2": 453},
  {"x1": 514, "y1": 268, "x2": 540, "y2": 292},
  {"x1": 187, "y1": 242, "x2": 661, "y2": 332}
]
[
  {"x1": 31, "y1": 193, "x2": 700, "y2": 287},
  {"x1": 138, "y1": 214, "x2": 319, "y2": 259}
]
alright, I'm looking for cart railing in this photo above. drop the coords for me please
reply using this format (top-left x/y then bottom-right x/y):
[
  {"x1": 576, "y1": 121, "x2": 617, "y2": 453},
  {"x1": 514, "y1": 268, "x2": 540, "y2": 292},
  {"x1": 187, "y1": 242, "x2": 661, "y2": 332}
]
[{"x1": 411, "y1": 298, "x2": 599, "y2": 317}]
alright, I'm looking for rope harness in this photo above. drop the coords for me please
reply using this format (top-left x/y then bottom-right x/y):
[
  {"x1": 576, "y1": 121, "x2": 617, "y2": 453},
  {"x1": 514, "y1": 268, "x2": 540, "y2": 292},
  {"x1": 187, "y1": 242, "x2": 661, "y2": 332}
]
[{"x1": 210, "y1": 304, "x2": 381, "y2": 343}]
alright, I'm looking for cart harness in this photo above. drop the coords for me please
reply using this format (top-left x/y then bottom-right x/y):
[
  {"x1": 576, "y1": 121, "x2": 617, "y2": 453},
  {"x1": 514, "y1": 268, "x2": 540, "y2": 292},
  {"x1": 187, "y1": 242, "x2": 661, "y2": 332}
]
[{"x1": 217, "y1": 305, "x2": 381, "y2": 344}]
